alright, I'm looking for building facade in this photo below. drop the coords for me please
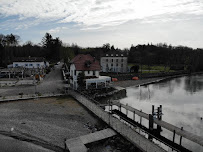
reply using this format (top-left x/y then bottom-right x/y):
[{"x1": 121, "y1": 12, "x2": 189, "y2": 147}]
[
  {"x1": 70, "y1": 54, "x2": 111, "y2": 90},
  {"x1": 12, "y1": 57, "x2": 49, "y2": 69},
  {"x1": 100, "y1": 53, "x2": 128, "y2": 73}
]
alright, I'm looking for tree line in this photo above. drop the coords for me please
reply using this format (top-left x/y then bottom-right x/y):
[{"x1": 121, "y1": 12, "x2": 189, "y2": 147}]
[{"x1": 0, "y1": 33, "x2": 203, "y2": 72}]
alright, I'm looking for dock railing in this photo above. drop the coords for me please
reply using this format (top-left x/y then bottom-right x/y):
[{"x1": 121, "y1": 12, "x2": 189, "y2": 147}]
[
  {"x1": 69, "y1": 90, "x2": 166, "y2": 152},
  {"x1": 111, "y1": 100, "x2": 203, "y2": 148}
]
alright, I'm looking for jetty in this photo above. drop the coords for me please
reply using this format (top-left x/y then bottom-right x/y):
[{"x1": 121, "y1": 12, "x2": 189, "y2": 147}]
[{"x1": 68, "y1": 90, "x2": 203, "y2": 152}]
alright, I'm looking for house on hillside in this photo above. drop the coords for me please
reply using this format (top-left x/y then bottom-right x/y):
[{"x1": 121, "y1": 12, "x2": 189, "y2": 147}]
[
  {"x1": 100, "y1": 53, "x2": 128, "y2": 73},
  {"x1": 12, "y1": 57, "x2": 49, "y2": 69},
  {"x1": 70, "y1": 54, "x2": 111, "y2": 90}
]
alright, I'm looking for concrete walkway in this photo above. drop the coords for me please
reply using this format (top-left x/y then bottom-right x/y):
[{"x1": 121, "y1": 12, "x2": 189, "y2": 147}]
[{"x1": 66, "y1": 128, "x2": 116, "y2": 152}]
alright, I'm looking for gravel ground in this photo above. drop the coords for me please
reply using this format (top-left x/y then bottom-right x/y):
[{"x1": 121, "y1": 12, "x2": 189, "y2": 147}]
[{"x1": 0, "y1": 96, "x2": 105, "y2": 149}]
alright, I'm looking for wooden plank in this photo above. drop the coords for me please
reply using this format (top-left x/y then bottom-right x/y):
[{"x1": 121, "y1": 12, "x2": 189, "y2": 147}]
[
  {"x1": 112, "y1": 101, "x2": 203, "y2": 147},
  {"x1": 112, "y1": 101, "x2": 149, "y2": 119}
]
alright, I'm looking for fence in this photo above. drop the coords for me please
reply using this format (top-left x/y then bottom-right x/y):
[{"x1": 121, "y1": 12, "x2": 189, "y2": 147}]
[{"x1": 69, "y1": 90, "x2": 166, "y2": 152}]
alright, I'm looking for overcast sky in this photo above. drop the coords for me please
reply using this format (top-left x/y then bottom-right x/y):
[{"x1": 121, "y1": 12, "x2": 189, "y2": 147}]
[{"x1": 0, "y1": 0, "x2": 203, "y2": 49}]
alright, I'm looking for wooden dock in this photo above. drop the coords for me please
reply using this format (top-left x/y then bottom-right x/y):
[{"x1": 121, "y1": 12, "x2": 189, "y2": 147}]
[
  {"x1": 69, "y1": 90, "x2": 166, "y2": 152},
  {"x1": 66, "y1": 128, "x2": 116, "y2": 152},
  {"x1": 112, "y1": 100, "x2": 203, "y2": 147}
]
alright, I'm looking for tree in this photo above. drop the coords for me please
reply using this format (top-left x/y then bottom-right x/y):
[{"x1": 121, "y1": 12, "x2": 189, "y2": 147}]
[
  {"x1": 103, "y1": 43, "x2": 110, "y2": 50},
  {"x1": 5, "y1": 34, "x2": 20, "y2": 46},
  {"x1": 41, "y1": 33, "x2": 62, "y2": 60},
  {"x1": 42, "y1": 33, "x2": 53, "y2": 48},
  {"x1": 130, "y1": 65, "x2": 139, "y2": 73}
]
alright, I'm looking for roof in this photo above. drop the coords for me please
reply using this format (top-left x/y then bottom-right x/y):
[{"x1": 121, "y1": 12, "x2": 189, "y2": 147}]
[
  {"x1": 101, "y1": 52, "x2": 127, "y2": 57},
  {"x1": 13, "y1": 57, "x2": 45, "y2": 62},
  {"x1": 70, "y1": 54, "x2": 101, "y2": 71}
]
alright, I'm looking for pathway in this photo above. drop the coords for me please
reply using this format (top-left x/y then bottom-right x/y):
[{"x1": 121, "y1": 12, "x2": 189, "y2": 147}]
[{"x1": 66, "y1": 128, "x2": 116, "y2": 152}]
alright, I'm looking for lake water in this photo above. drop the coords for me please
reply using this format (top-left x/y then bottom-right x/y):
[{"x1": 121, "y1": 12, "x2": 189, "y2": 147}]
[{"x1": 120, "y1": 75, "x2": 203, "y2": 152}]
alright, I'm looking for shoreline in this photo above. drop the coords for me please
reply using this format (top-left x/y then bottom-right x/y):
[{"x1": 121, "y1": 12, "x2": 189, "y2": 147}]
[{"x1": 112, "y1": 72, "x2": 203, "y2": 88}]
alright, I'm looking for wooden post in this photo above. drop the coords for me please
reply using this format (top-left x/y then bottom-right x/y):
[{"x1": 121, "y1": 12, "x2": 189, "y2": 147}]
[
  {"x1": 180, "y1": 127, "x2": 183, "y2": 145},
  {"x1": 133, "y1": 111, "x2": 135, "y2": 121},
  {"x1": 152, "y1": 105, "x2": 154, "y2": 116},
  {"x1": 148, "y1": 114, "x2": 154, "y2": 140},
  {"x1": 157, "y1": 105, "x2": 162, "y2": 134},
  {"x1": 157, "y1": 107, "x2": 161, "y2": 133},
  {"x1": 173, "y1": 130, "x2": 176, "y2": 143},
  {"x1": 172, "y1": 129, "x2": 176, "y2": 151},
  {"x1": 140, "y1": 110, "x2": 142, "y2": 125},
  {"x1": 159, "y1": 105, "x2": 162, "y2": 121},
  {"x1": 126, "y1": 103, "x2": 128, "y2": 116}
]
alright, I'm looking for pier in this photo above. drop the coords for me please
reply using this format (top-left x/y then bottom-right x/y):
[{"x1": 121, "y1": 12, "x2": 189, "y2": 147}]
[
  {"x1": 111, "y1": 100, "x2": 203, "y2": 151},
  {"x1": 69, "y1": 90, "x2": 166, "y2": 152},
  {"x1": 68, "y1": 90, "x2": 203, "y2": 152}
]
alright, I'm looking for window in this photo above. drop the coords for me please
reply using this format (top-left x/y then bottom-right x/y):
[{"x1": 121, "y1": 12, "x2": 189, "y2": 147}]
[
  {"x1": 106, "y1": 64, "x2": 108, "y2": 67},
  {"x1": 93, "y1": 71, "x2": 95, "y2": 75},
  {"x1": 25, "y1": 64, "x2": 28, "y2": 66},
  {"x1": 121, "y1": 59, "x2": 123, "y2": 62},
  {"x1": 121, "y1": 64, "x2": 123, "y2": 67},
  {"x1": 88, "y1": 71, "x2": 90, "y2": 74},
  {"x1": 15, "y1": 64, "x2": 18, "y2": 67},
  {"x1": 116, "y1": 59, "x2": 118, "y2": 62},
  {"x1": 116, "y1": 63, "x2": 118, "y2": 66},
  {"x1": 106, "y1": 59, "x2": 108, "y2": 62},
  {"x1": 74, "y1": 70, "x2": 76, "y2": 76},
  {"x1": 111, "y1": 64, "x2": 113, "y2": 67},
  {"x1": 112, "y1": 59, "x2": 113, "y2": 62},
  {"x1": 29, "y1": 64, "x2": 33, "y2": 66},
  {"x1": 37, "y1": 64, "x2": 40, "y2": 67}
]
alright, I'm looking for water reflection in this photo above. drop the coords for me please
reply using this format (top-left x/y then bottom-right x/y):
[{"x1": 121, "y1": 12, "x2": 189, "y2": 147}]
[
  {"x1": 184, "y1": 75, "x2": 203, "y2": 94},
  {"x1": 120, "y1": 75, "x2": 203, "y2": 152}
]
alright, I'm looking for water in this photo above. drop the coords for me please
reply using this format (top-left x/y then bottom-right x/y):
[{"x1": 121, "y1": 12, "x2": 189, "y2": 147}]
[{"x1": 120, "y1": 75, "x2": 203, "y2": 152}]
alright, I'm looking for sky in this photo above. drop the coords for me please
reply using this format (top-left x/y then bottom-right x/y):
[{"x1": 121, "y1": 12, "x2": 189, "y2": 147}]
[{"x1": 0, "y1": 0, "x2": 203, "y2": 49}]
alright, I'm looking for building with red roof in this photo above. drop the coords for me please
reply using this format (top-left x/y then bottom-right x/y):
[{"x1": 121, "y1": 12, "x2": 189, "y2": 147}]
[{"x1": 70, "y1": 54, "x2": 111, "y2": 90}]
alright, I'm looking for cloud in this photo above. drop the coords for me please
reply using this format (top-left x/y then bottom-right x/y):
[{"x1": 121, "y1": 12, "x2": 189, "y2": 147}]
[
  {"x1": 47, "y1": 27, "x2": 69, "y2": 34},
  {"x1": 0, "y1": 0, "x2": 203, "y2": 30}
]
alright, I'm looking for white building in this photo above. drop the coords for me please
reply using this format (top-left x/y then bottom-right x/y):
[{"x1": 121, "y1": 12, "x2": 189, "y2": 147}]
[
  {"x1": 12, "y1": 57, "x2": 49, "y2": 69},
  {"x1": 100, "y1": 53, "x2": 128, "y2": 73},
  {"x1": 70, "y1": 54, "x2": 111, "y2": 90}
]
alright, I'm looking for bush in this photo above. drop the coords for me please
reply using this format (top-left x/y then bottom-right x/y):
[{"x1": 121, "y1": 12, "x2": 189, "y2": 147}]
[
  {"x1": 130, "y1": 65, "x2": 139, "y2": 73},
  {"x1": 170, "y1": 65, "x2": 184, "y2": 71}
]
